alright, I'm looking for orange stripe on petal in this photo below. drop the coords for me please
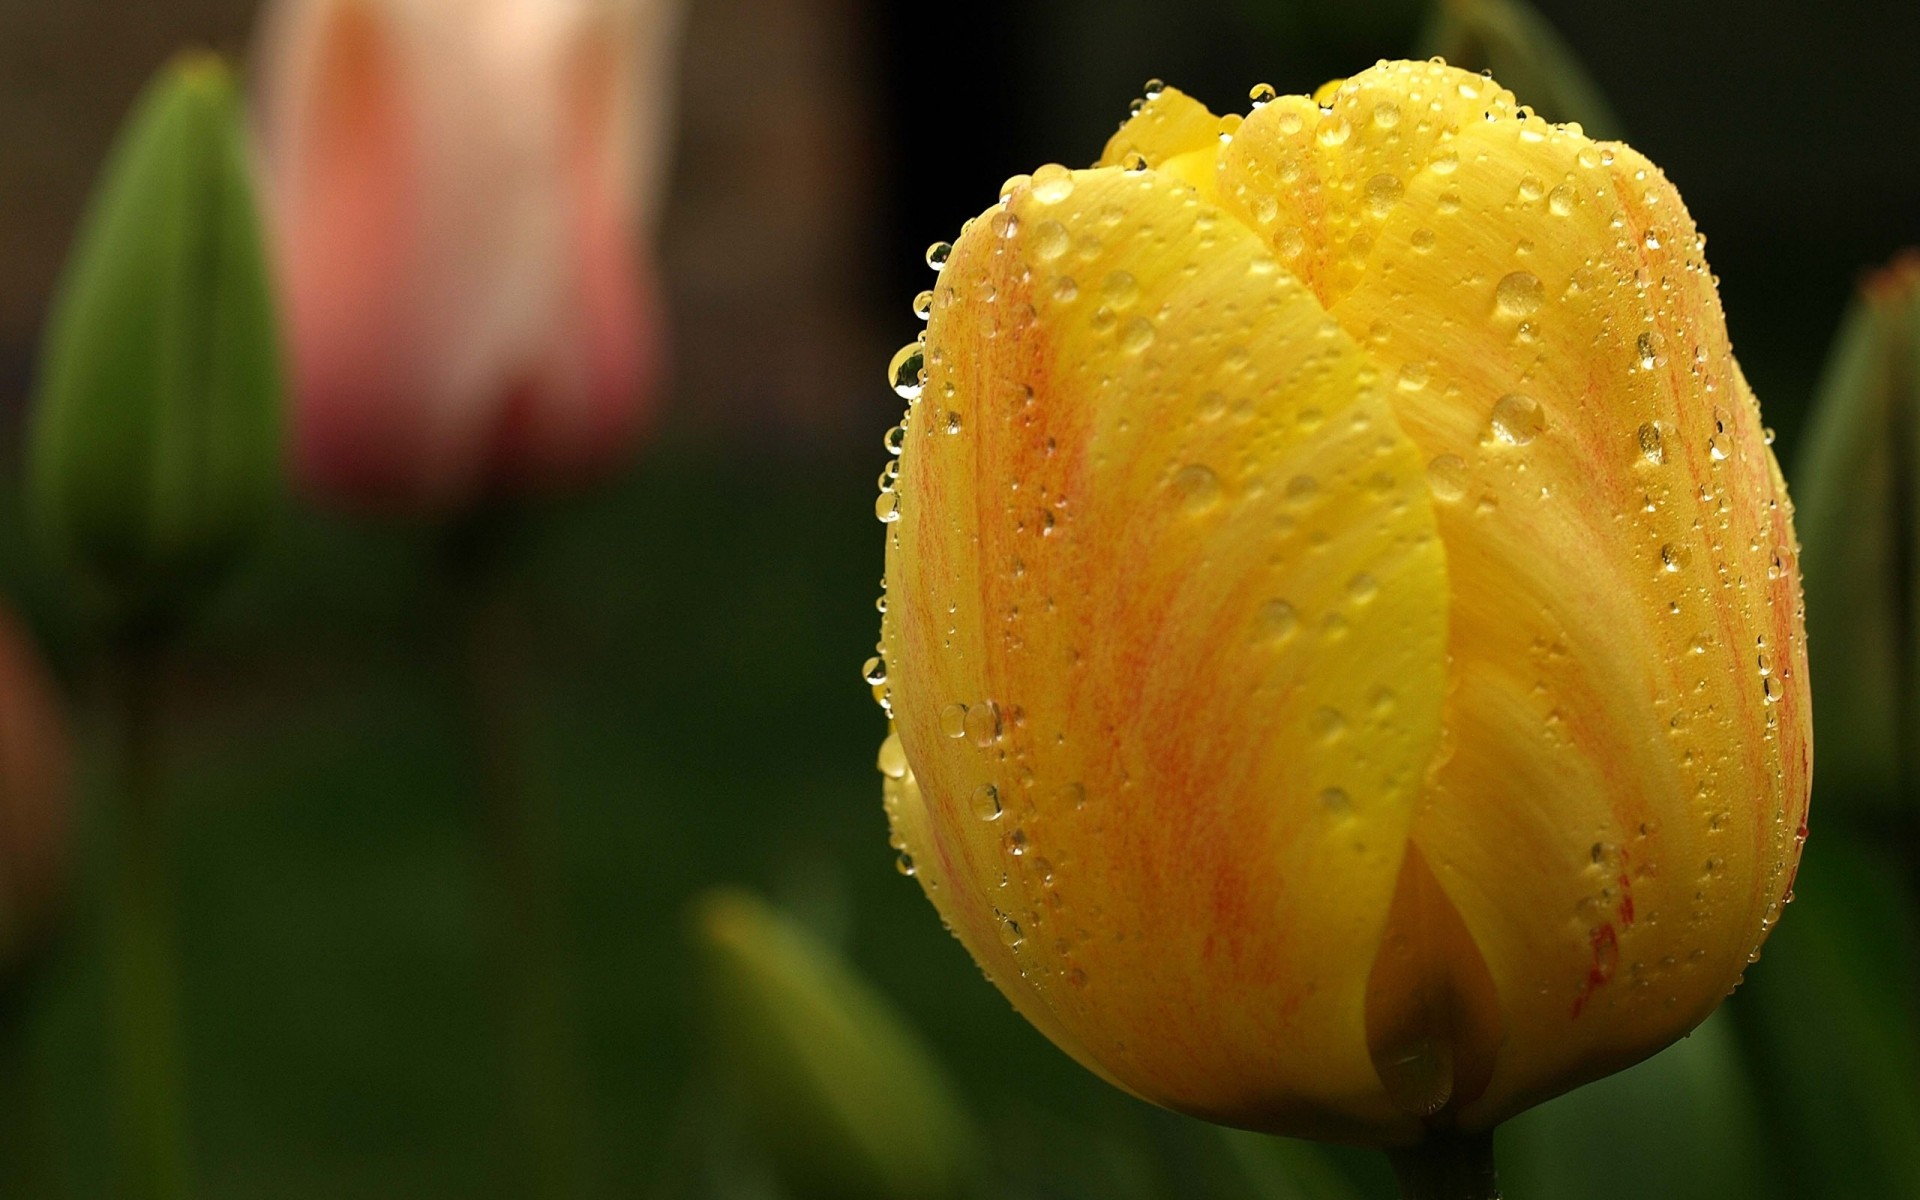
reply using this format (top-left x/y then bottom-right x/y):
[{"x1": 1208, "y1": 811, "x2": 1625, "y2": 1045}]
[{"x1": 882, "y1": 165, "x2": 1450, "y2": 1141}]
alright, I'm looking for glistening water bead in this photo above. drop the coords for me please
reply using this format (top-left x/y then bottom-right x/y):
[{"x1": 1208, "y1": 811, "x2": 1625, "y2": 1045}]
[{"x1": 889, "y1": 343, "x2": 927, "y2": 402}]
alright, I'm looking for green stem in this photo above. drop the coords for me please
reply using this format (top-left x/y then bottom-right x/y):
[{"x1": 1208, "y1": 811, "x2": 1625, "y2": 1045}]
[
  {"x1": 447, "y1": 514, "x2": 598, "y2": 1200},
  {"x1": 1387, "y1": 1129, "x2": 1501, "y2": 1200},
  {"x1": 101, "y1": 634, "x2": 192, "y2": 1200}
]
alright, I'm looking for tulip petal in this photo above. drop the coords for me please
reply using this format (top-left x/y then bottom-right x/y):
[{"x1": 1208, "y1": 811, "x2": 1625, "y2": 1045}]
[
  {"x1": 1221, "y1": 61, "x2": 1807, "y2": 1126},
  {"x1": 882, "y1": 164, "x2": 1451, "y2": 1140},
  {"x1": 1098, "y1": 86, "x2": 1222, "y2": 170}
]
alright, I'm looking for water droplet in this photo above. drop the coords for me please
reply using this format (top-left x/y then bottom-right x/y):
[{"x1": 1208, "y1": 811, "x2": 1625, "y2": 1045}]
[
  {"x1": 1637, "y1": 330, "x2": 1665, "y2": 370},
  {"x1": 888, "y1": 343, "x2": 927, "y2": 401},
  {"x1": 1489, "y1": 393, "x2": 1545, "y2": 445},
  {"x1": 877, "y1": 733, "x2": 908, "y2": 779},
  {"x1": 895, "y1": 852, "x2": 916, "y2": 877},
  {"x1": 926, "y1": 241, "x2": 952, "y2": 271},
  {"x1": 972, "y1": 784, "x2": 1004, "y2": 821},
  {"x1": 940, "y1": 704, "x2": 969, "y2": 738},
  {"x1": 1143, "y1": 78, "x2": 1167, "y2": 98},
  {"x1": 1032, "y1": 219, "x2": 1070, "y2": 261},
  {"x1": 1495, "y1": 271, "x2": 1545, "y2": 317},
  {"x1": 1660, "y1": 542, "x2": 1691, "y2": 572},
  {"x1": 945, "y1": 411, "x2": 964, "y2": 435},
  {"x1": 1005, "y1": 828, "x2": 1029, "y2": 856},
  {"x1": 1365, "y1": 173, "x2": 1404, "y2": 217},
  {"x1": 1258, "y1": 599, "x2": 1299, "y2": 643},
  {"x1": 1549, "y1": 184, "x2": 1577, "y2": 216},
  {"x1": 1427, "y1": 454, "x2": 1469, "y2": 502},
  {"x1": 1319, "y1": 786, "x2": 1352, "y2": 813},
  {"x1": 1312, "y1": 707, "x2": 1347, "y2": 742},
  {"x1": 1372, "y1": 101, "x2": 1401, "y2": 128},
  {"x1": 875, "y1": 491, "x2": 901, "y2": 523},
  {"x1": 1317, "y1": 116, "x2": 1353, "y2": 146},
  {"x1": 1101, "y1": 271, "x2": 1141, "y2": 310},
  {"x1": 965, "y1": 701, "x2": 1002, "y2": 746},
  {"x1": 862, "y1": 656, "x2": 887, "y2": 686},
  {"x1": 1347, "y1": 574, "x2": 1379, "y2": 603},
  {"x1": 1410, "y1": 227, "x2": 1436, "y2": 253},
  {"x1": 998, "y1": 914, "x2": 1025, "y2": 948},
  {"x1": 912, "y1": 290, "x2": 934, "y2": 321},
  {"x1": 1120, "y1": 316, "x2": 1156, "y2": 354},
  {"x1": 1249, "y1": 82, "x2": 1277, "y2": 107},
  {"x1": 1030, "y1": 164, "x2": 1075, "y2": 205},
  {"x1": 1637, "y1": 422, "x2": 1665, "y2": 464},
  {"x1": 1166, "y1": 464, "x2": 1220, "y2": 513}
]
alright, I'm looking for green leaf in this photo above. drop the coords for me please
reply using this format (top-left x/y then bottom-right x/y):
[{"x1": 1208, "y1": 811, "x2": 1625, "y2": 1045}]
[
  {"x1": 1418, "y1": 0, "x2": 1626, "y2": 140},
  {"x1": 1793, "y1": 256, "x2": 1920, "y2": 813},
  {"x1": 1732, "y1": 834, "x2": 1920, "y2": 1197},
  {"x1": 693, "y1": 888, "x2": 976, "y2": 1200},
  {"x1": 1216, "y1": 1128, "x2": 1370, "y2": 1200},
  {"x1": 1499, "y1": 1008, "x2": 1770, "y2": 1200},
  {"x1": 27, "y1": 53, "x2": 284, "y2": 632}
]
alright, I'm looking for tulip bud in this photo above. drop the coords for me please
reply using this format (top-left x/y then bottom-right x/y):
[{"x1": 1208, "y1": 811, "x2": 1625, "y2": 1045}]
[
  {"x1": 876, "y1": 62, "x2": 1809, "y2": 1146},
  {"x1": 27, "y1": 56, "x2": 284, "y2": 629},
  {"x1": 1793, "y1": 252, "x2": 1920, "y2": 811},
  {"x1": 253, "y1": 0, "x2": 675, "y2": 513},
  {"x1": 693, "y1": 889, "x2": 975, "y2": 1200},
  {"x1": 0, "y1": 608, "x2": 72, "y2": 976}
]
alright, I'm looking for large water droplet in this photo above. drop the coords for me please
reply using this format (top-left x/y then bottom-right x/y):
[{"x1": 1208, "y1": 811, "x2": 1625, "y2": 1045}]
[
  {"x1": 972, "y1": 784, "x2": 1004, "y2": 821},
  {"x1": 888, "y1": 343, "x2": 927, "y2": 402},
  {"x1": 939, "y1": 703, "x2": 969, "y2": 739},
  {"x1": 1032, "y1": 220, "x2": 1070, "y2": 262},
  {"x1": 1030, "y1": 163, "x2": 1075, "y2": 205},
  {"x1": 1637, "y1": 422, "x2": 1665, "y2": 464},
  {"x1": 1365, "y1": 173, "x2": 1404, "y2": 218},
  {"x1": 877, "y1": 732, "x2": 908, "y2": 779},
  {"x1": 1489, "y1": 393, "x2": 1545, "y2": 445},
  {"x1": 1427, "y1": 454, "x2": 1469, "y2": 502},
  {"x1": 926, "y1": 241, "x2": 952, "y2": 271},
  {"x1": 1119, "y1": 316, "x2": 1156, "y2": 355},
  {"x1": 1259, "y1": 599, "x2": 1300, "y2": 643},
  {"x1": 1495, "y1": 271, "x2": 1545, "y2": 317},
  {"x1": 965, "y1": 701, "x2": 1002, "y2": 747},
  {"x1": 1171, "y1": 464, "x2": 1222, "y2": 513}
]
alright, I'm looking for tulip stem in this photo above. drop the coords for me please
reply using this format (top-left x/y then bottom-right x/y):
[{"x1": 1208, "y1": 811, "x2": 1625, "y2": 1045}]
[
  {"x1": 446, "y1": 511, "x2": 600, "y2": 1200},
  {"x1": 1387, "y1": 1129, "x2": 1500, "y2": 1200},
  {"x1": 101, "y1": 631, "x2": 193, "y2": 1200}
]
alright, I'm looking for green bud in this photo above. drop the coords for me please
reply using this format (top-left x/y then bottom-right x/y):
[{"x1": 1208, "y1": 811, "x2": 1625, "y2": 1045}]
[
  {"x1": 27, "y1": 53, "x2": 283, "y2": 631},
  {"x1": 1794, "y1": 253, "x2": 1920, "y2": 810},
  {"x1": 693, "y1": 888, "x2": 975, "y2": 1200},
  {"x1": 1419, "y1": 0, "x2": 1626, "y2": 141}
]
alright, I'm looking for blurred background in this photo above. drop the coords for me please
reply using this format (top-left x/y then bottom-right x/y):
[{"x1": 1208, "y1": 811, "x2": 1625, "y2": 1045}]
[{"x1": 0, "y1": 1, "x2": 1914, "y2": 1197}]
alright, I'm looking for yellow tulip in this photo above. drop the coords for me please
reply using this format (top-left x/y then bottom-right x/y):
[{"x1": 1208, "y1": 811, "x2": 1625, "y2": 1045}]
[{"x1": 873, "y1": 60, "x2": 1809, "y2": 1147}]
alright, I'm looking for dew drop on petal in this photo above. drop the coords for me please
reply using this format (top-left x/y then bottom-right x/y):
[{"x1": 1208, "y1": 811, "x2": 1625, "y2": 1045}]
[
  {"x1": 1637, "y1": 421, "x2": 1665, "y2": 465},
  {"x1": 1489, "y1": 393, "x2": 1545, "y2": 445},
  {"x1": 1495, "y1": 271, "x2": 1545, "y2": 317},
  {"x1": 1426, "y1": 454, "x2": 1469, "y2": 502},
  {"x1": 888, "y1": 343, "x2": 927, "y2": 401}
]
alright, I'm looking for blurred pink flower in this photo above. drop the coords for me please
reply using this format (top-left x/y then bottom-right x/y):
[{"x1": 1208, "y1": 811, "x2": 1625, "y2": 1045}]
[
  {"x1": 253, "y1": 0, "x2": 680, "y2": 512},
  {"x1": 0, "y1": 607, "x2": 70, "y2": 973}
]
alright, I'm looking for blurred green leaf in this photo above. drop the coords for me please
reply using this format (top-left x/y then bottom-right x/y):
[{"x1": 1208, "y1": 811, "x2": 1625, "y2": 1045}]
[
  {"x1": 1792, "y1": 255, "x2": 1920, "y2": 813},
  {"x1": 26, "y1": 53, "x2": 284, "y2": 633},
  {"x1": 1216, "y1": 1128, "x2": 1369, "y2": 1200},
  {"x1": 1500, "y1": 1008, "x2": 1770, "y2": 1200},
  {"x1": 693, "y1": 888, "x2": 976, "y2": 1200},
  {"x1": 1418, "y1": 0, "x2": 1626, "y2": 139},
  {"x1": 1733, "y1": 834, "x2": 1920, "y2": 1198}
]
